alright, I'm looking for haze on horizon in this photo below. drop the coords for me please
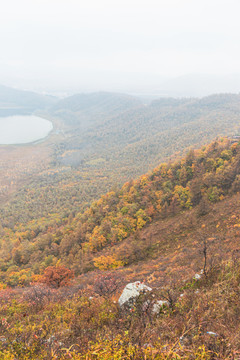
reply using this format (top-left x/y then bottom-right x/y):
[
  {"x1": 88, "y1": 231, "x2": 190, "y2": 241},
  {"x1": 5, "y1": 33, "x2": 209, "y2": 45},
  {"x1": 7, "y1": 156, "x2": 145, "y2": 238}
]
[{"x1": 1, "y1": 0, "x2": 240, "y2": 97}]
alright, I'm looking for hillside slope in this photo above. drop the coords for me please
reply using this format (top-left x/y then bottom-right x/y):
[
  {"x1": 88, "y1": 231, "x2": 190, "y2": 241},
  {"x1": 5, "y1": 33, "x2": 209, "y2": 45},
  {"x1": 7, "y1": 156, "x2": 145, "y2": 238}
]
[
  {"x1": 1, "y1": 93, "x2": 240, "y2": 230},
  {"x1": 1, "y1": 137, "x2": 240, "y2": 281},
  {"x1": 54, "y1": 93, "x2": 240, "y2": 172},
  {"x1": 2, "y1": 138, "x2": 240, "y2": 359}
]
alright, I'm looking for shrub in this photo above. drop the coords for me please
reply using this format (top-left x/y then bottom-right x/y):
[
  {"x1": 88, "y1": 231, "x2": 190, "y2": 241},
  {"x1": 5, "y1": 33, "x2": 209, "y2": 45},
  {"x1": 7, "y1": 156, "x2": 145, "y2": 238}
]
[{"x1": 39, "y1": 265, "x2": 74, "y2": 288}]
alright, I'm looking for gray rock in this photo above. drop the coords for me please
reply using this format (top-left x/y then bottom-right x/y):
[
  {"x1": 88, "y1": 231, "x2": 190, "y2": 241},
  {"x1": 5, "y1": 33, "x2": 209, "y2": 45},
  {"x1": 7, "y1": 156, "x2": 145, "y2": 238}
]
[
  {"x1": 118, "y1": 281, "x2": 152, "y2": 307},
  {"x1": 152, "y1": 300, "x2": 169, "y2": 314}
]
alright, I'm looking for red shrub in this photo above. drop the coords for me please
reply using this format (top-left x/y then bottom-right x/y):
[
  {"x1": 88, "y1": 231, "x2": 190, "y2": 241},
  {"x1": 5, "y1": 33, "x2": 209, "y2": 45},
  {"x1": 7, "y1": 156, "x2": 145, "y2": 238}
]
[{"x1": 40, "y1": 265, "x2": 74, "y2": 288}]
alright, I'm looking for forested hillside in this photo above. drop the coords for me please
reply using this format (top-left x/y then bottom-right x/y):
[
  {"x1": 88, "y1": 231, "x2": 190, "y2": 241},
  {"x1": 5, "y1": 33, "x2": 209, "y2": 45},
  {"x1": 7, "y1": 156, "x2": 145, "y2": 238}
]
[
  {"x1": 1, "y1": 138, "x2": 240, "y2": 358},
  {"x1": 2, "y1": 92, "x2": 240, "y2": 231},
  {"x1": 53, "y1": 93, "x2": 240, "y2": 170},
  {"x1": 1, "y1": 89, "x2": 240, "y2": 359},
  {"x1": 50, "y1": 91, "x2": 143, "y2": 128},
  {"x1": 0, "y1": 137, "x2": 240, "y2": 281},
  {"x1": 2, "y1": 0, "x2": 240, "y2": 356}
]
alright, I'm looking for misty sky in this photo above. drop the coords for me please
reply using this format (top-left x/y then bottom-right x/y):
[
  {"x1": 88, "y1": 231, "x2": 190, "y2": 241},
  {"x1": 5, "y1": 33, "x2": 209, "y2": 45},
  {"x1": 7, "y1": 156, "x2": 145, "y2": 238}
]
[{"x1": 1, "y1": 0, "x2": 240, "y2": 94}]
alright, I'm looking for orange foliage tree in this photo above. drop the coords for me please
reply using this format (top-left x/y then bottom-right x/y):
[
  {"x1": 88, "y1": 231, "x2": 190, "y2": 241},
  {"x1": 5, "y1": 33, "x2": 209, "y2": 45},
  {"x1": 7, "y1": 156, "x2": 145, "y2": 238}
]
[{"x1": 39, "y1": 265, "x2": 74, "y2": 288}]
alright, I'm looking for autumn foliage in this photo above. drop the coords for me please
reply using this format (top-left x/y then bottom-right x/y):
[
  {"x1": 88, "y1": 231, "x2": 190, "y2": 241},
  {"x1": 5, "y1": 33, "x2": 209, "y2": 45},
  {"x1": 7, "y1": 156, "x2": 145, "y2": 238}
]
[
  {"x1": 39, "y1": 265, "x2": 74, "y2": 288},
  {"x1": 2, "y1": 138, "x2": 240, "y2": 286},
  {"x1": 1, "y1": 257, "x2": 240, "y2": 359},
  {"x1": 1, "y1": 138, "x2": 240, "y2": 357}
]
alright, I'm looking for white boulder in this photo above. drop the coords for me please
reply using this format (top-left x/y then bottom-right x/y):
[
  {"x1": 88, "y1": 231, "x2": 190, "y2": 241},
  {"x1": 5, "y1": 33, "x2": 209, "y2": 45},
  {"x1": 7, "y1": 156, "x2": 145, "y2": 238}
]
[
  {"x1": 118, "y1": 281, "x2": 152, "y2": 307},
  {"x1": 152, "y1": 300, "x2": 169, "y2": 314}
]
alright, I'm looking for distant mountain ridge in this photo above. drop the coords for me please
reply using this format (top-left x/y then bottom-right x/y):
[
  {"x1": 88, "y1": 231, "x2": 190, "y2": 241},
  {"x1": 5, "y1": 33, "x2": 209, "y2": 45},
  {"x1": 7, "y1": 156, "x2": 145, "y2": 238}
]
[
  {"x1": 53, "y1": 93, "x2": 240, "y2": 171},
  {"x1": 52, "y1": 91, "x2": 142, "y2": 112},
  {"x1": 50, "y1": 91, "x2": 142, "y2": 128},
  {"x1": 144, "y1": 73, "x2": 240, "y2": 97},
  {"x1": 0, "y1": 84, "x2": 57, "y2": 116}
]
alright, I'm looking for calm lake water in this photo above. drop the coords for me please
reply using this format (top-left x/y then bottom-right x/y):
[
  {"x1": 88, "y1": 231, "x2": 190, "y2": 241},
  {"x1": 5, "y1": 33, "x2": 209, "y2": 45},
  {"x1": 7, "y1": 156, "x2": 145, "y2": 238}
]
[{"x1": 0, "y1": 115, "x2": 53, "y2": 144}]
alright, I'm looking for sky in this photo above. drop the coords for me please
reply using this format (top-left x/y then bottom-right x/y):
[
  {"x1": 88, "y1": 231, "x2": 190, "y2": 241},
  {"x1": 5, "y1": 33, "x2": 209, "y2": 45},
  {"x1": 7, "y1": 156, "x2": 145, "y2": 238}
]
[{"x1": 1, "y1": 0, "x2": 240, "y2": 95}]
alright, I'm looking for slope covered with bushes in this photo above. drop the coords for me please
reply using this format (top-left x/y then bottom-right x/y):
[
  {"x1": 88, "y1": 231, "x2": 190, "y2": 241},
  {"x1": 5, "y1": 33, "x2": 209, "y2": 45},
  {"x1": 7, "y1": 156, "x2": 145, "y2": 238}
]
[
  {"x1": 1, "y1": 251, "x2": 240, "y2": 358},
  {"x1": 1, "y1": 138, "x2": 240, "y2": 358},
  {"x1": 1, "y1": 137, "x2": 240, "y2": 282}
]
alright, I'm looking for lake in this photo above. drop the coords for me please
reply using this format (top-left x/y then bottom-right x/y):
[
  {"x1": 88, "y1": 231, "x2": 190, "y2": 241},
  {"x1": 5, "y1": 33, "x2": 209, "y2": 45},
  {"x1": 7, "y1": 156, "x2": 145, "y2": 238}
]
[{"x1": 0, "y1": 115, "x2": 53, "y2": 144}]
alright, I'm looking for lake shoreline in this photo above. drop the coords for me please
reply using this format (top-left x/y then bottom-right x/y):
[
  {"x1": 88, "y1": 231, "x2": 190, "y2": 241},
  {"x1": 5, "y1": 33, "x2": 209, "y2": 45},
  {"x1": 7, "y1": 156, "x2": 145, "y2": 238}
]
[{"x1": 0, "y1": 115, "x2": 53, "y2": 145}]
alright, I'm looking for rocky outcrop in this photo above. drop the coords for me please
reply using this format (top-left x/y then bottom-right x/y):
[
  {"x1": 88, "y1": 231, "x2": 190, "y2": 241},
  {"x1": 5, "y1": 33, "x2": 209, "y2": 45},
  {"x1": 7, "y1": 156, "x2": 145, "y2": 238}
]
[{"x1": 118, "y1": 281, "x2": 152, "y2": 307}]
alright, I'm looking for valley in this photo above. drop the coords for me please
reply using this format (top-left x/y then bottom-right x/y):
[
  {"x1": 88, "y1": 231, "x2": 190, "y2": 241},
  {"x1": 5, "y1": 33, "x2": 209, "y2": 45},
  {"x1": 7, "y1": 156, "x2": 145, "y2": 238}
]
[
  {"x1": 1, "y1": 87, "x2": 240, "y2": 358},
  {"x1": 1, "y1": 91, "x2": 240, "y2": 226}
]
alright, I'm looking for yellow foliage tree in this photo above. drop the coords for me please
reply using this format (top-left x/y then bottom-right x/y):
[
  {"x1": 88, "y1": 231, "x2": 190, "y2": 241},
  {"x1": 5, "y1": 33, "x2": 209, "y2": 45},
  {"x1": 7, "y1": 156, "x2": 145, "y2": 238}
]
[{"x1": 93, "y1": 255, "x2": 124, "y2": 270}]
